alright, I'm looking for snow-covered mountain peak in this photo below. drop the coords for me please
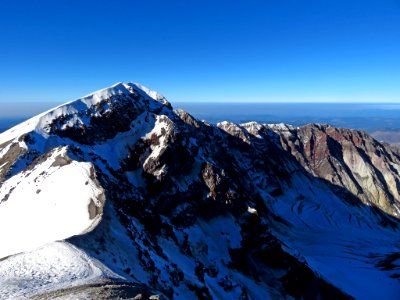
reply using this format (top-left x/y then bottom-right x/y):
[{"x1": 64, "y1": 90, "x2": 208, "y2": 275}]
[
  {"x1": 80, "y1": 82, "x2": 131, "y2": 101},
  {"x1": 79, "y1": 82, "x2": 169, "y2": 107},
  {"x1": 2, "y1": 83, "x2": 400, "y2": 299},
  {"x1": 126, "y1": 82, "x2": 170, "y2": 104},
  {"x1": 0, "y1": 82, "x2": 172, "y2": 146}
]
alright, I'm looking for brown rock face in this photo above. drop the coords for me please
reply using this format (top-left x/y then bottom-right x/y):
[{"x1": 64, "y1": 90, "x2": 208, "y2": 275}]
[{"x1": 269, "y1": 123, "x2": 400, "y2": 217}]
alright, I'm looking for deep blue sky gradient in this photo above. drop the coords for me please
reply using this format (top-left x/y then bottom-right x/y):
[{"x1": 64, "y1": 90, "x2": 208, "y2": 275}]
[{"x1": 0, "y1": 0, "x2": 399, "y2": 103}]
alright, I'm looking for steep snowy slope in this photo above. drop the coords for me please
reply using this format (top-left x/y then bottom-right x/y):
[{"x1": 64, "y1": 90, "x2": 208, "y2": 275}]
[
  {"x1": 0, "y1": 83, "x2": 400, "y2": 299},
  {"x1": 0, "y1": 147, "x2": 104, "y2": 259}
]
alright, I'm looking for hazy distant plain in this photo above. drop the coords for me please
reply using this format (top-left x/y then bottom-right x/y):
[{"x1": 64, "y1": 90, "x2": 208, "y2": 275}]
[
  {"x1": 176, "y1": 103, "x2": 400, "y2": 131},
  {"x1": 1, "y1": 102, "x2": 400, "y2": 144}
]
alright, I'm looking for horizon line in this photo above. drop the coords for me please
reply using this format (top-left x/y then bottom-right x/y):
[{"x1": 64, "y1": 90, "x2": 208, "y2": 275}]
[{"x1": 1, "y1": 100, "x2": 400, "y2": 105}]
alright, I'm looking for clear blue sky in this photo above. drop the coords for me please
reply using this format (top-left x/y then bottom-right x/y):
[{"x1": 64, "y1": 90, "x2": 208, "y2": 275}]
[{"x1": 0, "y1": 0, "x2": 399, "y2": 103}]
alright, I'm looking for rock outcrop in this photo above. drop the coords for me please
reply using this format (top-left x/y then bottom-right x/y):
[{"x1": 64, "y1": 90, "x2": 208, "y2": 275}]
[{"x1": 266, "y1": 123, "x2": 400, "y2": 217}]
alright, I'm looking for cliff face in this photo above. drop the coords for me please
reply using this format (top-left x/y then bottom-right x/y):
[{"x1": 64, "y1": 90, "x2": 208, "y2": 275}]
[
  {"x1": 266, "y1": 123, "x2": 400, "y2": 217},
  {"x1": 1, "y1": 83, "x2": 400, "y2": 299}
]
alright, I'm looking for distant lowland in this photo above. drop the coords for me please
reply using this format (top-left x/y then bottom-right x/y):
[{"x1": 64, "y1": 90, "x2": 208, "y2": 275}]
[
  {"x1": 175, "y1": 102, "x2": 400, "y2": 146},
  {"x1": 0, "y1": 118, "x2": 27, "y2": 134},
  {"x1": 1, "y1": 102, "x2": 400, "y2": 145},
  {"x1": 0, "y1": 102, "x2": 55, "y2": 134}
]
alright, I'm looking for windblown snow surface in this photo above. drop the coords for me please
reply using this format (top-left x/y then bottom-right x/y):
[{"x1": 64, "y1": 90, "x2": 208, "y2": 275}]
[{"x1": 0, "y1": 241, "x2": 122, "y2": 299}]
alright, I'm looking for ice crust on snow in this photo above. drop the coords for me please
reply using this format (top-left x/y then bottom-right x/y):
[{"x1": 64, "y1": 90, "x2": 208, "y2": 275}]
[
  {"x1": 0, "y1": 241, "x2": 122, "y2": 299},
  {"x1": 266, "y1": 174, "x2": 400, "y2": 300}
]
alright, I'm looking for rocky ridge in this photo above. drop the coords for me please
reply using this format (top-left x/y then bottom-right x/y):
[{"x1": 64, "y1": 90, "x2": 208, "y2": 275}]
[
  {"x1": 0, "y1": 83, "x2": 400, "y2": 299},
  {"x1": 242, "y1": 122, "x2": 400, "y2": 217}
]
